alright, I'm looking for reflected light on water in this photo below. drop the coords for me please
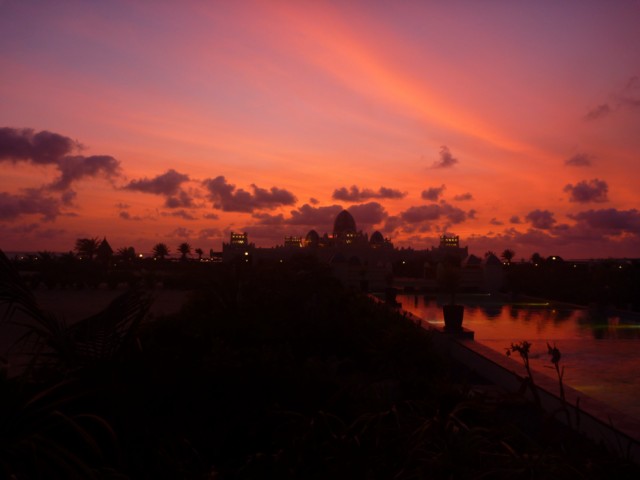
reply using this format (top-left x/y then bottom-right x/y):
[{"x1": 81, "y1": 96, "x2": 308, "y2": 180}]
[{"x1": 398, "y1": 294, "x2": 640, "y2": 421}]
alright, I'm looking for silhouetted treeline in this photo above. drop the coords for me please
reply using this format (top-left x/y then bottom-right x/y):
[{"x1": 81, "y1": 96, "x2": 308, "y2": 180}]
[
  {"x1": 11, "y1": 251, "x2": 233, "y2": 291},
  {"x1": 505, "y1": 258, "x2": 640, "y2": 311}
]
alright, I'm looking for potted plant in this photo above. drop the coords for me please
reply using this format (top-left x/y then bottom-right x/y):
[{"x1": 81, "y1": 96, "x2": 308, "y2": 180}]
[{"x1": 436, "y1": 259, "x2": 464, "y2": 331}]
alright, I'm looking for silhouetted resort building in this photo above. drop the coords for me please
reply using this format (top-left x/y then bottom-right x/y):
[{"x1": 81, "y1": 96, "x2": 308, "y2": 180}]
[
  {"x1": 229, "y1": 232, "x2": 250, "y2": 248},
  {"x1": 284, "y1": 236, "x2": 303, "y2": 248},
  {"x1": 222, "y1": 210, "x2": 394, "y2": 290},
  {"x1": 222, "y1": 209, "x2": 500, "y2": 292},
  {"x1": 440, "y1": 234, "x2": 458, "y2": 248}
]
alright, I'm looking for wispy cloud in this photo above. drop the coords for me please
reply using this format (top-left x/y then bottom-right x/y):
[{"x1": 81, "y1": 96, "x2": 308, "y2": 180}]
[
  {"x1": 584, "y1": 104, "x2": 611, "y2": 121},
  {"x1": 565, "y1": 153, "x2": 594, "y2": 167},
  {"x1": 430, "y1": 146, "x2": 458, "y2": 169}
]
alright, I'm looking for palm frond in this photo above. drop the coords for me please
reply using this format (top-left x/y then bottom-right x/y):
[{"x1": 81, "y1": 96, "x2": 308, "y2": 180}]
[
  {"x1": 0, "y1": 249, "x2": 51, "y2": 327},
  {"x1": 68, "y1": 289, "x2": 151, "y2": 363}
]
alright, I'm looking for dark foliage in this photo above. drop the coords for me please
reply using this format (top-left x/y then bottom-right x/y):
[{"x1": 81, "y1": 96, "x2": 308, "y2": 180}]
[{"x1": 1, "y1": 251, "x2": 639, "y2": 478}]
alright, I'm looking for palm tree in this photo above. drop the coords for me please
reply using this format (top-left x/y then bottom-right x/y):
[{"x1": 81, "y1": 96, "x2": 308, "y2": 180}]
[
  {"x1": 178, "y1": 242, "x2": 191, "y2": 261},
  {"x1": 37, "y1": 251, "x2": 56, "y2": 262},
  {"x1": 195, "y1": 248, "x2": 204, "y2": 261},
  {"x1": 117, "y1": 246, "x2": 136, "y2": 262},
  {"x1": 501, "y1": 249, "x2": 515, "y2": 265},
  {"x1": 75, "y1": 238, "x2": 100, "y2": 260},
  {"x1": 152, "y1": 243, "x2": 170, "y2": 260},
  {"x1": 531, "y1": 252, "x2": 544, "y2": 266}
]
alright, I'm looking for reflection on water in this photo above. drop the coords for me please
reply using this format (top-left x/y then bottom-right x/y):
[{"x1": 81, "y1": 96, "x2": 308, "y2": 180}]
[{"x1": 398, "y1": 294, "x2": 640, "y2": 421}]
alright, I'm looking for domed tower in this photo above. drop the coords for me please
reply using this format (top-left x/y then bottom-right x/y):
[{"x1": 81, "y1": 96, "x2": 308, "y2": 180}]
[
  {"x1": 333, "y1": 210, "x2": 357, "y2": 244},
  {"x1": 369, "y1": 231, "x2": 384, "y2": 248},
  {"x1": 305, "y1": 229, "x2": 320, "y2": 247}
]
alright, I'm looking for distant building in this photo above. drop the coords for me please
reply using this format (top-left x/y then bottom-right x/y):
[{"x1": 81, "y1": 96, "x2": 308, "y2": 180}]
[
  {"x1": 219, "y1": 209, "x2": 502, "y2": 292},
  {"x1": 284, "y1": 236, "x2": 302, "y2": 248},
  {"x1": 229, "y1": 232, "x2": 249, "y2": 247},
  {"x1": 96, "y1": 237, "x2": 113, "y2": 263},
  {"x1": 430, "y1": 235, "x2": 468, "y2": 263},
  {"x1": 440, "y1": 235, "x2": 459, "y2": 248},
  {"x1": 222, "y1": 232, "x2": 255, "y2": 263}
]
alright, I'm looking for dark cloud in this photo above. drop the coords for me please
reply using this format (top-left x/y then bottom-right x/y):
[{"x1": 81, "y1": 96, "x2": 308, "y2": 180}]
[
  {"x1": 378, "y1": 202, "x2": 470, "y2": 237},
  {"x1": 421, "y1": 184, "x2": 446, "y2": 201},
  {"x1": 0, "y1": 127, "x2": 78, "y2": 164},
  {"x1": 347, "y1": 202, "x2": 387, "y2": 226},
  {"x1": 119, "y1": 211, "x2": 142, "y2": 221},
  {"x1": 252, "y1": 212, "x2": 285, "y2": 226},
  {"x1": 565, "y1": 153, "x2": 593, "y2": 167},
  {"x1": 203, "y1": 176, "x2": 297, "y2": 212},
  {"x1": 467, "y1": 209, "x2": 477, "y2": 220},
  {"x1": 564, "y1": 179, "x2": 608, "y2": 203},
  {"x1": 287, "y1": 204, "x2": 342, "y2": 227},
  {"x1": 254, "y1": 204, "x2": 342, "y2": 231},
  {"x1": 50, "y1": 155, "x2": 121, "y2": 190},
  {"x1": 399, "y1": 205, "x2": 440, "y2": 223},
  {"x1": 509, "y1": 215, "x2": 522, "y2": 224},
  {"x1": 61, "y1": 190, "x2": 77, "y2": 205},
  {"x1": 525, "y1": 209, "x2": 556, "y2": 230},
  {"x1": 125, "y1": 169, "x2": 195, "y2": 209},
  {"x1": 309, "y1": 197, "x2": 319, "y2": 205},
  {"x1": 382, "y1": 215, "x2": 403, "y2": 234},
  {"x1": 252, "y1": 184, "x2": 297, "y2": 207},
  {"x1": 430, "y1": 146, "x2": 458, "y2": 169},
  {"x1": 489, "y1": 218, "x2": 503, "y2": 226},
  {"x1": 453, "y1": 192, "x2": 473, "y2": 201},
  {"x1": 164, "y1": 190, "x2": 195, "y2": 209},
  {"x1": 1, "y1": 127, "x2": 121, "y2": 190},
  {"x1": 569, "y1": 208, "x2": 640, "y2": 235},
  {"x1": 125, "y1": 169, "x2": 189, "y2": 195},
  {"x1": 400, "y1": 202, "x2": 467, "y2": 225},
  {"x1": 465, "y1": 213, "x2": 640, "y2": 259},
  {"x1": 332, "y1": 185, "x2": 405, "y2": 202},
  {"x1": 203, "y1": 212, "x2": 219, "y2": 220},
  {"x1": 584, "y1": 104, "x2": 611, "y2": 121},
  {"x1": 0, "y1": 189, "x2": 61, "y2": 221}
]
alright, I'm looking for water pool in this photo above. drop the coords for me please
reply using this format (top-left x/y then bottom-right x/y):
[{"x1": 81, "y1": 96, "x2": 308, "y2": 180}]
[{"x1": 397, "y1": 293, "x2": 640, "y2": 421}]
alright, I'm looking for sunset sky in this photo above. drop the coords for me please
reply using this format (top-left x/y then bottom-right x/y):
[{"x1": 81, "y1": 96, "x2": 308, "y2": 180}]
[{"x1": 1, "y1": 0, "x2": 639, "y2": 259}]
